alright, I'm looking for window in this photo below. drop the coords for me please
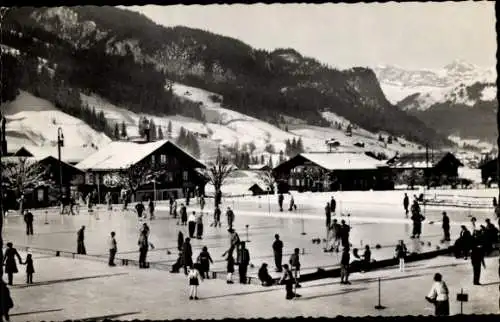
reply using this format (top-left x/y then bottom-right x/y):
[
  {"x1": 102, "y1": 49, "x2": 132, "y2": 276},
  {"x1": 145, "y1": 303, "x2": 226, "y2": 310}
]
[
  {"x1": 183, "y1": 171, "x2": 189, "y2": 181},
  {"x1": 160, "y1": 154, "x2": 167, "y2": 164}
]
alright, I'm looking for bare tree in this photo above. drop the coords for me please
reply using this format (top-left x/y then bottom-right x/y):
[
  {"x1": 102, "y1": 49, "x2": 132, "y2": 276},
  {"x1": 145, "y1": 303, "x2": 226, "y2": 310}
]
[
  {"x1": 258, "y1": 168, "x2": 276, "y2": 193},
  {"x1": 1, "y1": 158, "x2": 51, "y2": 211},
  {"x1": 204, "y1": 149, "x2": 236, "y2": 196}
]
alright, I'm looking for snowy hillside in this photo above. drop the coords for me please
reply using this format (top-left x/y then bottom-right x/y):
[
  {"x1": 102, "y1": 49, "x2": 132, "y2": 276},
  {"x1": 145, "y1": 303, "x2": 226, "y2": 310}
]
[
  {"x1": 78, "y1": 82, "x2": 425, "y2": 163},
  {"x1": 1, "y1": 91, "x2": 111, "y2": 151},
  {"x1": 374, "y1": 60, "x2": 496, "y2": 107}
]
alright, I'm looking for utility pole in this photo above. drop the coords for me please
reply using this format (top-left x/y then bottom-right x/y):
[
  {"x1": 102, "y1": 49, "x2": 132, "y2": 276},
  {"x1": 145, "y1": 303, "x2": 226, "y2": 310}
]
[
  {"x1": 57, "y1": 127, "x2": 64, "y2": 202},
  {"x1": 0, "y1": 115, "x2": 5, "y2": 281}
]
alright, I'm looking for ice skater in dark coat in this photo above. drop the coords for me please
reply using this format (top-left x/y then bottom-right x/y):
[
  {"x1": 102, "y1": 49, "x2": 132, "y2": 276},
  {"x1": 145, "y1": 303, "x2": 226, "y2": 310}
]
[
  {"x1": 403, "y1": 193, "x2": 409, "y2": 216},
  {"x1": 272, "y1": 234, "x2": 284, "y2": 272},
  {"x1": 0, "y1": 279, "x2": 14, "y2": 321},
  {"x1": 77, "y1": 226, "x2": 87, "y2": 255},
  {"x1": 182, "y1": 238, "x2": 193, "y2": 275},
  {"x1": 470, "y1": 244, "x2": 486, "y2": 285},
  {"x1": 3, "y1": 243, "x2": 22, "y2": 286},
  {"x1": 442, "y1": 212, "x2": 450, "y2": 241},
  {"x1": 23, "y1": 209, "x2": 34, "y2": 235}
]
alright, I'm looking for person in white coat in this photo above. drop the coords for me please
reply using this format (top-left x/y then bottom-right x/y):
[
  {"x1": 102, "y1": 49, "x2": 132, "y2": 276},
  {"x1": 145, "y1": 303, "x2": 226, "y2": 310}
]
[{"x1": 425, "y1": 273, "x2": 450, "y2": 316}]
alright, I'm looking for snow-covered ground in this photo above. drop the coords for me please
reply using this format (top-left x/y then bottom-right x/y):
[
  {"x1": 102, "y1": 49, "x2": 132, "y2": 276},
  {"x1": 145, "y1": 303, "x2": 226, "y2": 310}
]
[{"x1": 2, "y1": 91, "x2": 111, "y2": 151}]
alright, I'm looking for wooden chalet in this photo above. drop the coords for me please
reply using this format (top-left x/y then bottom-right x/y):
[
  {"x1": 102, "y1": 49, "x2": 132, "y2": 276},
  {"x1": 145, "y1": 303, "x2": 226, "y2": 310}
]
[
  {"x1": 248, "y1": 183, "x2": 267, "y2": 196},
  {"x1": 387, "y1": 152, "x2": 463, "y2": 187},
  {"x1": 479, "y1": 158, "x2": 498, "y2": 186},
  {"x1": 13, "y1": 145, "x2": 97, "y2": 165},
  {"x1": 76, "y1": 140, "x2": 207, "y2": 202},
  {"x1": 1, "y1": 155, "x2": 84, "y2": 209},
  {"x1": 273, "y1": 152, "x2": 393, "y2": 193}
]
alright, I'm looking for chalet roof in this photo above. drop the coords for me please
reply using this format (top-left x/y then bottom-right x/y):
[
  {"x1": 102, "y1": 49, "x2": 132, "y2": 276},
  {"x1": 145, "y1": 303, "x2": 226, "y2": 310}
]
[
  {"x1": 13, "y1": 145, "x2": 97, "y2": 164},
  {"x1": 1, "y1": 155, "x2": 84, "y2": 174},
  {"x1": 298, "y1": 152, "x2": 385, "y2": 170},
  {"x1": 76, "y1": 140, "x2": 205, "y2": 171},
  {"x1": 388, "y1": 152, "x2": 463, "y2": 169}
]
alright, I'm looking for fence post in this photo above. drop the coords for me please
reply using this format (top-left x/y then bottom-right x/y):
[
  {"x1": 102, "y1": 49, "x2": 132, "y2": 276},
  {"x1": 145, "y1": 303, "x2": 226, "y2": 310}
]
[{"x1": 374, "y1": 277, "x2": 386, "y2": 309}]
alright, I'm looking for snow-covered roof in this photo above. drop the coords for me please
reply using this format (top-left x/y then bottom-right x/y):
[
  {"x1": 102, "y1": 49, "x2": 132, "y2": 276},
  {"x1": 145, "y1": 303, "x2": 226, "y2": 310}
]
[
  {"x1": 13, "y1": 145, "x2": 97, "y2": 164},
  {"x1": 76, "y1": 140, "x2": 204, "y2": 171},
  {"x1": 388, "y1": 152, "x2": 463, "y2": 169},
  {"x1": 299, "y1": 152, "x2": 386, "y2": 170},
  {"x1": 1, "y1": 155, "x2": 83, "y2": 173}
]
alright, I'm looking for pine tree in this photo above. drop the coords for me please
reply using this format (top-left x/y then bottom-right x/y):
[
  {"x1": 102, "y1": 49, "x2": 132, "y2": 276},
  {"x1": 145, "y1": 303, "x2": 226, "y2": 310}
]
[
  {"x1": 268, "y1": 155, "x2": 273, "y2": 168},
  {"x1": 285, "y1": 139, "x2": 291, "y2": 156},
  {"x1": 297, "y1": 137, "x2": 304, "y2": 153},
  {"x1": 167, "y1": 120, "x2": 172, "y2": 139},
  {"x1": 291, "y1": 138, "x2": 297, "y2": 155},
  {"x1": 149, "y1": 119, "x2": 157, "y2": 141},
  {"x1": 158, "y1": 126, "x2": 164, "y2": 140},
  {"x1": 279, "y1": 150, "x2": 285, "y2": 163},
  {"x1": 113, "y1": 123, "x2": 120, "y2": 139},
  {"x1": 260, "y1": 155, "x2": 265, "y2": 164},
  {"x1": 120, "y1": 121, "x2": 127, "y2": 138},
  {"x1": 177, "y1": 127, "x2": 186, "y2": 146}
]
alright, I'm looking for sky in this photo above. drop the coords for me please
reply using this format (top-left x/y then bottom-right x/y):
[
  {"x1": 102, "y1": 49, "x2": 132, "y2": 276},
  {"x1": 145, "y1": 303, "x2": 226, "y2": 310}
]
[{"x1": 125, "y1": 2, "x2": 496, "y2": 71}]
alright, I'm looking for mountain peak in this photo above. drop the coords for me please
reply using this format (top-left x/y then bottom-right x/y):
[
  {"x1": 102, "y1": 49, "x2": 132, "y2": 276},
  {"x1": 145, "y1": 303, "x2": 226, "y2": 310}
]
[{"x1": 443, "y1": 59, "x2": 477, "y2": 74}]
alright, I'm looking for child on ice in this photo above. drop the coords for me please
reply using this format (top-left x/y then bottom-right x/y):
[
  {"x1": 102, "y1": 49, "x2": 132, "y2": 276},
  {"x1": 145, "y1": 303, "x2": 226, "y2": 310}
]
[
  {"x1": 23, "y1": 253, "x2": 35, "y2": 284},
  {"x1": 187, "y1": 263, "x2": 203, "y2": 300}
]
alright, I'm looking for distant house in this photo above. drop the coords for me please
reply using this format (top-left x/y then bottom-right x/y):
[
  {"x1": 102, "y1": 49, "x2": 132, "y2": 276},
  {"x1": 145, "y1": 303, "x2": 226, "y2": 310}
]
[
  {"x1": 76, "y1": 140, "x2": 207, "y2": 202},
  {"x1": 479, "y1": 158, "x2": 498, "y2": 186},
  {"x1": 387, "y1": 152, "x2": 463, "y2": 187},
  {"x1": 1, "y1": 155, "x2": 84, "y2": 208},
  {"x1": 248, "y1": 183, "x2": 267, "y2": 196},
  {"x1": 12, "y1": 145, "x2": 97, "y2": 165},
  {"x1": 273, "y1": 152, "x2": 393, "y2": 193}
]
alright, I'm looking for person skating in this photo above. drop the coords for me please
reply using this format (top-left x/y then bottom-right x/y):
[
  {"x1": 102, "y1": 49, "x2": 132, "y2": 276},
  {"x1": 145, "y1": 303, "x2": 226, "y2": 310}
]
[
  {"x1": 138, "y1": 229, "x2": 149, "y2": 269},
  {"x1": 258, "y1": 263, "x2": 274, "y2": 286},
  {"x1": 196, "y1": 212, "x2": 204, "y2": 239},
  {"x1": 199, "y1": 195, "x2": 205, "y2": 213},
  {"x1": 187, "y1": 263, "x2": 203, "y2": 300},
  {"x1": 425, "y1": 273, "x2": 450, "y2": 316},
  {"x1": 278, "y1": 193, "x2": 284, "y2": 212},
  {"x1": 339, "y1": 220, "x2": 351, "y2": 249},
  {"x1": 3, "y1": 243, "x2": 22, "y2": 286},
  {"x1": 470, "y1": 243, "x2": 486, "y2": 285},
  {"x1": 332, "y1": 219, "x2": 341, "y2": 252},
  {"x1": 288, "y1": 194, "x2": 297, "y2": 211},
  {"x1": 289, "y1": 248, "x2": 302, "y2": 288},
  {"x1": 455, "y1": 225, "x2": 473, "y2": 259},
  {"x1": 180, "y1": 203, "x2": 187, "y2": 225},
  {"x1": 403, "y1": 193, "x2": 409, "y2": 217},
  {"x1": 226, "y1": 252, "x2": 235, "y2": 284},
  {"x1": 238, "y1": 242, "x2": 250, "y2": 284},
  {"x1": 226, "y1": 207, "x2": 235, "y2": 230},
  {"x1": 105, "y1": 192, "x2": 112, "y2": 211},
  {"x1": 411, "y1": 204, "x2": 425, "y2": 238},
  {"x1": 148, "y1": 198, "x2": 155, "y2": 220},
  {"x1": 325, "y1": 202, "x2": 331, "y2": 228},
  {"x1": 23, "y1": 209, "x2": 34, "y2": 236},
  {"x1": 169, "y1": 196, "x2": 174, "y2": 216},
  {"x1": 330, "y1": 196, "x2": 336, "y2": 214},
  {"x1": 222, "y1": 228, "x2": 241, "y2": 259},
  {"x1": 272, "y1": 234, "x2": 284, "y2": 272},
  {"x1": 197, "y1": 246, "x2": 214, "y2": 279},
  {"x1": 108, "y1": 231, "x2": 117, "y2": 267},
  {"x1": 340, "y1": 247, "x2": 351, "y2": 284},
  {"x1": 172, "y1": 199, "x2": 178, "y2": 218},
  {"x1": 188, "y1": 211, "x2": 197, "y2": 238},
  {"x1": 361, "y1": 245, "x2": 372, "y2": 272},
  {"x1": 135, "y1": 200, "x2": 145, "y2": 219},
  {"x1": 0, "y1": 279, "x2": 14, "y2": 322},
  {"x1": 212, "y1": 205, "x2": 222, "y2": 227},
  {"x1": 177, "y1": 231, "x2": 184, "y2": 252},
  {"x1": 395, "y1": 240, "x2": 408, "y2": 272},
  {"x1": 182, "y1": 238, "x2": 193, "y2": 275},
  {"x1": 442, "y1": 212, "x2": 450, "y2": 242},
  {"x1": 279, "y1": 264, "x2": 300, "y2": 300},
  {"x1": 23, "y1": 253, "x2": 35, "y2": 284},
  {"x1": 77, "y1": 226, "x2": 87, "y2": 255}
]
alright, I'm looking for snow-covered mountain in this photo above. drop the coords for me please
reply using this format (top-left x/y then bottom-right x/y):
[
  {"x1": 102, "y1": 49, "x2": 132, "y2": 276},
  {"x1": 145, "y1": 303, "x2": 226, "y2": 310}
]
[{"x1": 374, "y1": 60, "x2": 496, "y2": 108}]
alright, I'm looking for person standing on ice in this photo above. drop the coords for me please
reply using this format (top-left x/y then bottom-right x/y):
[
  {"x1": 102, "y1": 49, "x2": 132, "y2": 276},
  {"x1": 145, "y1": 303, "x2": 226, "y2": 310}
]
[
  {"x1": 325, "y1": 202, "x2": 331, "y2": 228},
  {"x1": 226, "y1": 206, "x2": 235, "y2": 230},
  {"x1": 272, "y1": 234, "x2": 284, "y2": 272},
  {"x1": 77, "y1": 226, "x2": 86, "y2": 255},
  {"x1": 148, "y1": 198, "x2": 155, "y2": 220},
  {"x1": 188, "y1": 211, "x2": 197, "y2": 238},
  {"x1": 182, "y1": 238, "x2": 193, "y2": 275},
  {"x1": 411, "y1": 206, "x2": 425, "y2": 239},
  {"x1": 222, "y1": 228, "x2": 241, "y2": 259},
  {"x1": 212, "y1": 205, "x2": 222, "y2": 227},
  {"x1": 442, "y1": 212, "x2": 450, "y2": 242},
  {"x1": 23, "y1": 209, "x2": 34, "y2": 236},
  {"x1": 289, "y1": 248, "x2": 302, "y2": 288},
  {"x1": 108, "y1": 231, "x2": 117, "y2": 267},
  {"x1": 279, "y1": 264, "x2": 300, "y2": 299},
  {"x1": 340, "y1": 246, "x2": 351, "y2": 285},
  {"x1": 278, "y1": 193, "x2": 284, "y2": 212},
  {"x1": 169, "y1": 196, "x2": 174, "y2": 215},
  {"x1": 197, "y1": 246, "x2": 214, "y2": 279},
  {"x1": 425, "y1": 273, "x2": 450, "y2": 316},
  {"x1": 187, "y1": 263, "x2": 202, "y2": 300},
  {"x1": 470, "y1": 243, "x2": 486, "y2": 285},
  {"x1": 105, "y1": 192, "x2": 112, "y2": 211},
  {"x1": 3, "y1": 242, "x2": 23, "y2": 286},
  {"x1": 195, "y1": 211, "x2": 204, "y2": 239},
  {"x1": 199, "y1": 195, "x2": 205, "y2": 214},
  {"x1": 0, "y1": 279, "x2": 14, "y2": 321},
  {"x1": 226, "y1": 252, "x2": 235, "y2": 284},
  {"x1": 339, "y1": 220, "x2": 351, "y2": 248},
  {"x1": 330, "y1": 196, "x2": 336, "y2": 214},
  {"x1": 238, "y1": 242, "x2": 250, "y2": 284},
  {"x1": 395, "y1": 240, "x2": 408, "y2": 272},
  {"x1": 135, "y1": 200, "x2": 145, "y2": 219},
  {"x1": 288, "y1": 194, "x2": 297, "y2": 211},
  {"x1": 403, "y1": 193, "x2": 410, "y2": 216},
  {"x1": 180, "y1": 203, "x2": 187, "y2": 225},
  {"x1": 172, "y1": 199, "x2": 178, "y2": 219},
  {"x1": 138, "y1": 229, "x2": 149, "y2": 269}
]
